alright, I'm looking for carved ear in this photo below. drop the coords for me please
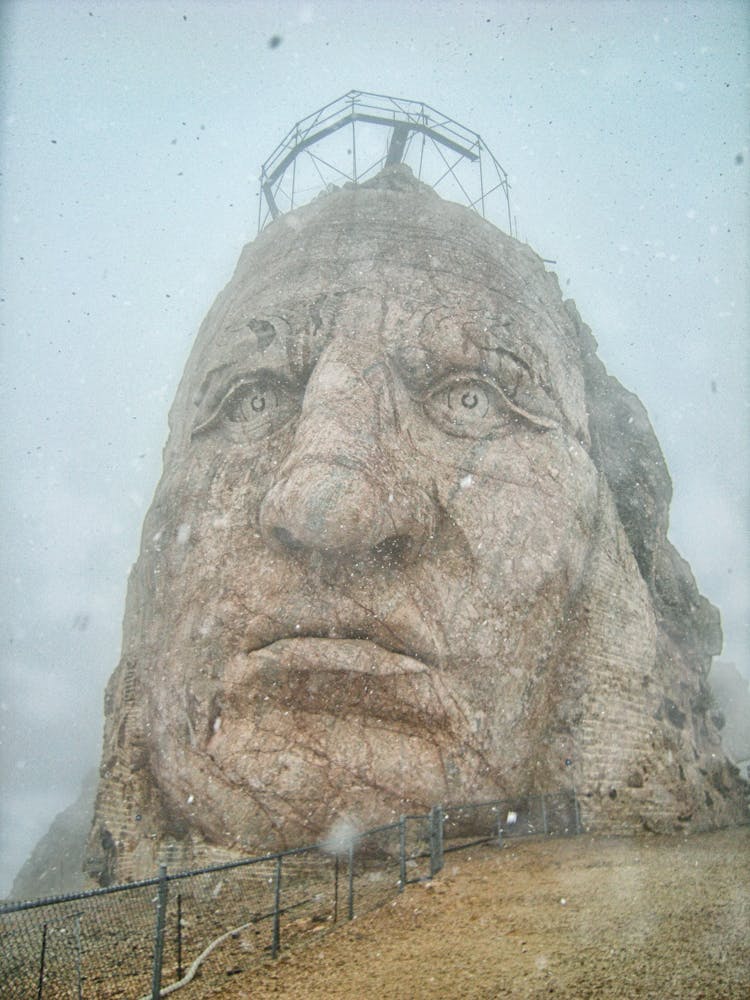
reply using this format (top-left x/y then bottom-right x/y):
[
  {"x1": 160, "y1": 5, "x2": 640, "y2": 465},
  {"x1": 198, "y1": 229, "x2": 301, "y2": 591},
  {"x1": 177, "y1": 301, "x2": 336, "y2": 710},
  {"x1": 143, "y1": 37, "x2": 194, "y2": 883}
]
[{"x1": 565, "y1": 299, "x2": 721, "y2": 664}]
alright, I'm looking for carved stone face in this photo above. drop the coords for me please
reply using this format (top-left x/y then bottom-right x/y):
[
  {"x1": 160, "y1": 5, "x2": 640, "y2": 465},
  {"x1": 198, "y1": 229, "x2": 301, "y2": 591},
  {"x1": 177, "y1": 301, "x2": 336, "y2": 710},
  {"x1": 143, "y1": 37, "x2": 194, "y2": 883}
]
[{"x1": 134, "y1": 185, "x2": 601, "y2": 849}]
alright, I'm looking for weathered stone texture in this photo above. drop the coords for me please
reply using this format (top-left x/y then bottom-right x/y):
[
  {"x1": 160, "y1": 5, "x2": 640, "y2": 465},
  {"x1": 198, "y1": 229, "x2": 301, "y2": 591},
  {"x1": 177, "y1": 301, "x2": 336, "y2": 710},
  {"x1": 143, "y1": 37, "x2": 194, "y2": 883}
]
[{"x1": 88, "y1": 166, "x2": 747, "y2": 884}]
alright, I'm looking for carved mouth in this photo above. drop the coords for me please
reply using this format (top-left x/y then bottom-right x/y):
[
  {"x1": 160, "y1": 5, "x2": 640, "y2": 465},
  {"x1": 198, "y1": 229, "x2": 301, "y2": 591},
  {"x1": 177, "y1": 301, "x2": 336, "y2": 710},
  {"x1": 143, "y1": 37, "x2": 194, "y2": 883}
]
[
  {"x1": 243, "y1": 601, "x2": 444, "y2": 673},
  {"x1": 254, "y1": 629, "x2": 428, "y2": 664},
  {"x1": 225, "y1": 637, "x2": 453, "y2": 734}
]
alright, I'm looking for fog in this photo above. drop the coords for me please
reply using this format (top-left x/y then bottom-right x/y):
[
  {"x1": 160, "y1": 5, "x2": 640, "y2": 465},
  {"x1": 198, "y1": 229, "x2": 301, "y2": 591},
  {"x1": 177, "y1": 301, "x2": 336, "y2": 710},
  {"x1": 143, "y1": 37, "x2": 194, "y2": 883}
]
[{"x1": 0, "y1": 0, "x2": 747, "y2": 896}]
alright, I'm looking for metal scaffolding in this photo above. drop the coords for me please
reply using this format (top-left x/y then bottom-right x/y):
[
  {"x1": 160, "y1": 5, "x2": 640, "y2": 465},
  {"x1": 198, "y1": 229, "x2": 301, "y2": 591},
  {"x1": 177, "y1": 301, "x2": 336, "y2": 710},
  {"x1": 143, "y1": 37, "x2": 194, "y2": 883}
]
[{"x1": 257, "y1": 90, "x2": 513, "y2": 234}]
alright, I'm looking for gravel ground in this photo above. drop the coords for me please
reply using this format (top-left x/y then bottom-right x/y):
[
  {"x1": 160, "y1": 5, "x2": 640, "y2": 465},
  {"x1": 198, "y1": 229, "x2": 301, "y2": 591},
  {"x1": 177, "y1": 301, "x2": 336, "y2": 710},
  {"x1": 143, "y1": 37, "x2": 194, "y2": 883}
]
[{"x1": 171, "y1": 825, "x2": 750, "y2": 1000}]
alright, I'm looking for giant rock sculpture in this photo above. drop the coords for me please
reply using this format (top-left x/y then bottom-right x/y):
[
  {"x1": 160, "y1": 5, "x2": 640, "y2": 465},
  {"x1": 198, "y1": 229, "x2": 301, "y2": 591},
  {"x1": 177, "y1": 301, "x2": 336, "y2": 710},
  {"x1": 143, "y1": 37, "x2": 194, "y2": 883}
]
[{"x1": 89, "y1": 166, "x2": 747, "y2": 883}]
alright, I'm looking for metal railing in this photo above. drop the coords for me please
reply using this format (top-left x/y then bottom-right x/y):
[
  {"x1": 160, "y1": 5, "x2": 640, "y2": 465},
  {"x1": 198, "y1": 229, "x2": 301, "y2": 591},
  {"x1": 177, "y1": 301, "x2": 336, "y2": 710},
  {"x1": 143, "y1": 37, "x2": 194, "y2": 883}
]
[
  {"x1": 0, "y1": 789, "x2": 578, "y2": 999},
  {"x1": 256, "y1": 90, "x2": 513, "y2": 235}
]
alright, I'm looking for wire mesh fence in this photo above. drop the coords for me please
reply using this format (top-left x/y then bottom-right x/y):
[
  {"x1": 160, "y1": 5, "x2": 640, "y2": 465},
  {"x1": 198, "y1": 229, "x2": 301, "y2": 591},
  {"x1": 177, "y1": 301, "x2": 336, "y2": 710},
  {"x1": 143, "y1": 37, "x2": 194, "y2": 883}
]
[
  {"x1": 0, "y1": 789, "x2": 578, "y2": 999},
  {"x1": 0, "y1": 879, "x2": 161, "y2": 999},
  {"x1": 443, "y1": 790, "x2": 581, "y2": 853}
]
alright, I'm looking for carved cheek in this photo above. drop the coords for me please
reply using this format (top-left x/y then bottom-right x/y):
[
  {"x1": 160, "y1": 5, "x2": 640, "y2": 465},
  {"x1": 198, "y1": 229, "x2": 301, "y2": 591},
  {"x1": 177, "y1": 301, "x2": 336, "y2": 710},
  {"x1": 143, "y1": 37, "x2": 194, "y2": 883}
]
[
  {"x1": 162, "y1": 435, "x2": 290, "y2": 567},
  {"x1": 436, "y1": 431, "x2": 597, "y2": 580}
]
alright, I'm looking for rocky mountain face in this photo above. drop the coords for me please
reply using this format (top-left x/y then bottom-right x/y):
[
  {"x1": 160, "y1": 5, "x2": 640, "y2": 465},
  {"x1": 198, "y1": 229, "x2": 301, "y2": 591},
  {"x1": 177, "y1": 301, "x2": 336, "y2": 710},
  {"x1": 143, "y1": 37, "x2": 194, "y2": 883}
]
[
  {"x1": 710, "y1": 662, "x2": 750, "y2": 771},
  {"x1": 9, "y1": 771, "x2": 97, "y2": 901},
  {"x1": 83, "y1": 166, "x2": 746, "y2": 886}
]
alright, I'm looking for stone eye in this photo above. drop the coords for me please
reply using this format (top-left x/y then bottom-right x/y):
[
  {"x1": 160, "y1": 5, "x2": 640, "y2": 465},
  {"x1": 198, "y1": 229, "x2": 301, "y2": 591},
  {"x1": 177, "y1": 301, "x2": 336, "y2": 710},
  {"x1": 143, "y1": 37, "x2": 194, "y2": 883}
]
[
  {"x1": 228, "y1": 385, "x2": 273, "y2": 421},
  {"x1": 424, "y1": 376, "x2": 556, "y2": 439},
  {"x1": 457, "y1": 386, "x2": 488, "y2": 414},
  {"x1": 424, "y1": 379, "x2": 496, "y2": 438},
  {"x1": 192, "y1": 375, "x2": 297, "y2": 440}
]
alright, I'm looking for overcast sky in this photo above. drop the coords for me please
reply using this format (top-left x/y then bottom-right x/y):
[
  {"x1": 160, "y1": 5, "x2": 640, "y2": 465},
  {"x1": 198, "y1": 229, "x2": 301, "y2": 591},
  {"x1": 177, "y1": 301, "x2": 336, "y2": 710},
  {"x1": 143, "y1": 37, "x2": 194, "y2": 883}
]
[{"x1": 0, "y1": 0, "x2": 747, "y2": 895}]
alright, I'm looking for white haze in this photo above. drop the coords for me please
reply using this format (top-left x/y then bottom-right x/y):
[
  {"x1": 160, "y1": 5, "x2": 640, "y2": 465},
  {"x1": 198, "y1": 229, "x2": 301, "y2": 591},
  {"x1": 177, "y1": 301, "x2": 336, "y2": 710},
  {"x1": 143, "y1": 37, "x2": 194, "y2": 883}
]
[
  {"x1": 0, "y1": 0, "x2": 747, "y2": 895},
  {"x1": 323, "y1": 817, "x2": 360, "y2": 857}
]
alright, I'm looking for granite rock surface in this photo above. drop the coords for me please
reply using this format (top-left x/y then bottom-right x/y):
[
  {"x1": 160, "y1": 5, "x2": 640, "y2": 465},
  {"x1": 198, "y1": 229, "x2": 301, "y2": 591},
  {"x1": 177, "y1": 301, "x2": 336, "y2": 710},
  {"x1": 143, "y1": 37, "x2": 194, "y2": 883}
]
[{"x1": 87, "y1": 166, "x2": 748, "y2": 884}]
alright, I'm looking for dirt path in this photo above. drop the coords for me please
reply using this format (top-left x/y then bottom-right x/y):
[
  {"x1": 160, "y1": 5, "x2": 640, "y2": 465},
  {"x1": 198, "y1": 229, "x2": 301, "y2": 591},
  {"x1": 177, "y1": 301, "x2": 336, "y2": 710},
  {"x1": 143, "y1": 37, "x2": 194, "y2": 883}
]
[{"x1": 174, "y1": 826, "x2": 750, "y2": 999}]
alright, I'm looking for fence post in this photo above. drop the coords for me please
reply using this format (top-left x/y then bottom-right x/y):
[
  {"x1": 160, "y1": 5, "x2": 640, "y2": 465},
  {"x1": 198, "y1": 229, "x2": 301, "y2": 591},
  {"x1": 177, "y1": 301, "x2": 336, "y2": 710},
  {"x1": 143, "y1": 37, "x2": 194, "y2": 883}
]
[
  {"x1": 150, "y1": 863, "x2": 169, "y2": 1000},
  {"x1": 347, "y1": 843, "x2": 355, "y2": 920},
  {"x1": 176, "y1": 892, "x2": 183, "y2": 980},
  {"x1": 572, "y1": 785, "x2": 582, "y2": 835},
  {"x1": 271, "y1": 855, "x2": 283, "y2": 958},
  {"x1": 429, "y1": 805, "x2": 444, "y2": 878},
  {"x1": 399, "y1": 815, "x2": 407, "y2": 891},
  {"x1": 333, "y1": 854, "x2": 340, "y2": 922},
  {"x1": 74, "y1": 912, "x2": 83, "y2": 1000},
  {"x1": 36, "y1": 922, "x2": 48, "y2": 1000}
]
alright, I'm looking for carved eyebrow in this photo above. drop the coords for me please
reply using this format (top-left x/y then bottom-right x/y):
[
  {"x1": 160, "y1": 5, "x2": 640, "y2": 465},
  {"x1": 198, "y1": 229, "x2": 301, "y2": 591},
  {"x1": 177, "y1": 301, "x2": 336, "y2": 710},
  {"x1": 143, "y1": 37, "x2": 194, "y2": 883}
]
[
  {"x1": 493, "y1": 346, "x2": 532, "y2": 375},
  {"x1": 392, "y1": 344, "x2": 538, "y2": 396},
  {"x1": 192, "y1": 324, "x2": 295, "y2": 408},
  {"x1": 194, "y1": 362, "x2": 233, "y2": 409},
  {"x1": 480, "y1": 348, "x2": 548, "y2": 398},
  {"x1": 224, "y1": 317, "x2": 280, "y2": 351},
  {"x1": 390, "y1": 342, "x2": 563, "y2": 431},
  {"x1": 193, "y1": 353, "x2": 295, "y2": 415}
]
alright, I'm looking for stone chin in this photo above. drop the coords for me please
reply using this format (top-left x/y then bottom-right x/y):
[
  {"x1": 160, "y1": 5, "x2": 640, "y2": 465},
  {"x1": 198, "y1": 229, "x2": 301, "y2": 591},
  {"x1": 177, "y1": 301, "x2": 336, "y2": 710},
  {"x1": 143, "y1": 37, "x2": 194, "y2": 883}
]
[{"x1": 159, "y1": 637, "x2": 501, "y2": 849}]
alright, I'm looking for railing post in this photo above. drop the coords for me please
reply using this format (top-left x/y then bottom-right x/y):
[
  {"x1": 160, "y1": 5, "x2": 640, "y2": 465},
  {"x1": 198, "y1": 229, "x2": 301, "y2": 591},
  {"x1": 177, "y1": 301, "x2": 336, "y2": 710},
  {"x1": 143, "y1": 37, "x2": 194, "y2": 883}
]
[
  {"x1": 347, "y1": 843, "x2": 355, "y2": 920},
  {"x1": 429, "y1": 805, "x2": 444, "y2": 878},
  {"x1": 271, "y1": 855, "x2": 283, "y2": 958},
  {"x1": 399, "y1": 815, "x2": 407, "y2": 891},
  {"x1": 151, "y1": 863, "x2": 169, "y2": 1000},
  {"x1": 36, "y1": 922, "x2": 48, "y2": 1000}
]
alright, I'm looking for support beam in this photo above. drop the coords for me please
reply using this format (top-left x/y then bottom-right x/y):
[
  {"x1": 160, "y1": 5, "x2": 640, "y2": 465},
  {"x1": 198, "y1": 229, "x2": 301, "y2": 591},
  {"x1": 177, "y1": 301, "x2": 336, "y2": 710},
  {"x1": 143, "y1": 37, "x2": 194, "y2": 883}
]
[
  {"x1": 386, "y1": 122, "x2": 411, "y2": 165},
  {"x1": 262, "y1": 180, "x2": 280, "y2": 220}
]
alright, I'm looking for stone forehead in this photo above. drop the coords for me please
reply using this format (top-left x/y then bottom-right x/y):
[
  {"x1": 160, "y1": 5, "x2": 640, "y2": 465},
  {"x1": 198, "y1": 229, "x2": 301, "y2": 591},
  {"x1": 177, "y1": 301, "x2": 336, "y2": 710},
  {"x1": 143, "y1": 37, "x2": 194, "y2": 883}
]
[
  {"x1": 242, "y1": 185, "x2": 567, "y2": 312},
  {"x1": 179, "y1": 184, "x2": 588, "y2": 434}
]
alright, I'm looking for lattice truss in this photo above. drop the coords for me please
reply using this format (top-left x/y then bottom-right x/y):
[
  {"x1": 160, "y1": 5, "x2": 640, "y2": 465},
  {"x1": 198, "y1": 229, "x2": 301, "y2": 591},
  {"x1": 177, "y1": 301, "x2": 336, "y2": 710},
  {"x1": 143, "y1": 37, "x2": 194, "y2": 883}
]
[{"x1": 258, "y1": 90, "x2": 512, "y2": 233}]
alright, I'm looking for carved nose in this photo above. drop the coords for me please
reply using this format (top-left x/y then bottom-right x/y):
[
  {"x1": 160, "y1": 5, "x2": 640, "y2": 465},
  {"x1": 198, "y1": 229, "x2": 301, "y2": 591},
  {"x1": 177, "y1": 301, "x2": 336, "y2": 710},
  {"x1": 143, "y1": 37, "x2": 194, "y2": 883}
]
[{"x1": 259, "y1": 462, "x2": 436, "y2": 559}]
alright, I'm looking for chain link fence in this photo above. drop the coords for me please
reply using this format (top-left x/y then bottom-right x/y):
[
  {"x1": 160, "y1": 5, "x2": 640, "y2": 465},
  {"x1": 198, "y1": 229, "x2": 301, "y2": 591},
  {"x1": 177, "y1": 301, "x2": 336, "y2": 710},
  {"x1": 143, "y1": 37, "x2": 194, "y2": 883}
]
[
  {"x1": 1, "y1": 878, "x2": 162, "y2": 999},
  {"x1": 0, "y1": 789, "x2": 577, "y2": 999}
]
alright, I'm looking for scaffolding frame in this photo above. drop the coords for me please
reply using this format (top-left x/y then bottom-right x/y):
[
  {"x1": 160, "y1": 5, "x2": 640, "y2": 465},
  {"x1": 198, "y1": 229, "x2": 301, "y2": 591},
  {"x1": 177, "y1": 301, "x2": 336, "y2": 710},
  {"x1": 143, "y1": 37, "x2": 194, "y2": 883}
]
[{"x1": 257, "y1": 90, "x2": 512, "y2": 234}]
